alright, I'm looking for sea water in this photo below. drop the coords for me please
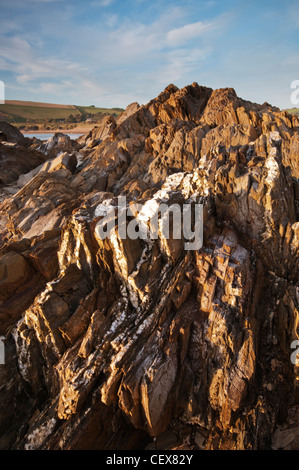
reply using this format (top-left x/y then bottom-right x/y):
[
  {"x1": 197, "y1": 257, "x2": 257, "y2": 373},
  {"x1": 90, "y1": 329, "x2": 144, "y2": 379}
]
[{"x1": 22, "y1": 133, "x2": 84, "y2": 140}]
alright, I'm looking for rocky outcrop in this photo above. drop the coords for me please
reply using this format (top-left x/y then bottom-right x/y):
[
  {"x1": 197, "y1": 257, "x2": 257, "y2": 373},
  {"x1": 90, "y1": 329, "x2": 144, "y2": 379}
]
[
  {"x1": 0, "y1": 83, "x2": 298, "y2": 450},
  {"x1": 0, "y1": 122, "x2": 27, "y2": 146},
  {"x1": 0, "y1": 128, "x2": 80, "y2": 191},
  {"x1": 0, "y1": 141, "x2": 47, "y2": 187},
  {"x1": 36, "y1": 132, "x2": 79, "y2": 159}
]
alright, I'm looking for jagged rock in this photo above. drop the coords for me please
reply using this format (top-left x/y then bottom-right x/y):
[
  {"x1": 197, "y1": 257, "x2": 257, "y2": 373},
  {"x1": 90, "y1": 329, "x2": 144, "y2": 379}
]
[
  {"x1": 0, "y1": 141, "x2": 47, "y2": 186},
  {"x1": 0, "y1": 251, "x2": 32, "y2": 303},
  {"x1": 0, "y1": 122, "x2": 27, "y2": 146},
  {"x1": 0, "y1": 83, "x2": 298, "y2": 450},
  {"x1": 77, "y1": 115, "x2": 117, "y2": 149},
  {"x1": 17, "y1": 152, "x2": 78, "y2": 188},
  {"x1": 116, "y1": 102, "x2": 140, "y2": 126},
  {"x1": 37, "y1": 132, "x2": 79, "y2": 159}
]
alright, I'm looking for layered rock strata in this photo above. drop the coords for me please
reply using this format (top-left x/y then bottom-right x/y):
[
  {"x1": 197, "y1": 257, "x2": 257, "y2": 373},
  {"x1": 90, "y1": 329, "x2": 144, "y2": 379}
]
[{"x1": 0, "y1": 83, "x2": 298, "y2": 450}]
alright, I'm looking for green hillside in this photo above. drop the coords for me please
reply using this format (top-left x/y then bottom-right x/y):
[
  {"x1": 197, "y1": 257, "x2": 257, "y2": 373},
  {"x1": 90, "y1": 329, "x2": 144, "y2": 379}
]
[
  {"x1": 285, "y1": 108, "x2": 299, "y2": 117},
  {"x1": 75, "y1": 105, "x2": 123, "y2": 116},
  {"x1": 0, "y1": 103, "x2": 75, "y2": 122},
  {"x1": 0, "y1": 101, "x2": 124, "y2": 125}
]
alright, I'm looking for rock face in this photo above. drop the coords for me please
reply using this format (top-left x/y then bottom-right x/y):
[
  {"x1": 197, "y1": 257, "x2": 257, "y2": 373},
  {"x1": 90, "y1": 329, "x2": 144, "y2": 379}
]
[
  {"x1": 0, "y1": 122, "x2": 27, "y2": 146},
  {"x1": 0, "y1": 83, "x2": 298, "y2": 450}
]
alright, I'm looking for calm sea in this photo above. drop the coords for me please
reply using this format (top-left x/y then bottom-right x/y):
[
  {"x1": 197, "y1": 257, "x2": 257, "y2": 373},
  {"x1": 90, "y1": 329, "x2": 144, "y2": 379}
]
[{"x1": 23, "y1": 133, "x2": 84, "y2": 140}]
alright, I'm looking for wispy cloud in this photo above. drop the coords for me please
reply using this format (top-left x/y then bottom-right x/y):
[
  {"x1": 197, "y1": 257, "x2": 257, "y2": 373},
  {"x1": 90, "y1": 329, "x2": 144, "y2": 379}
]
[
  {"x1": 96, "y1": 10, "x2": 221, "y2": 65},
  {"x1": 0, "y1": 6, "x2": 229, "y2": 106},
  {"x1": 90, "y1": 0, "x2": 114, "y2": 6},
  {"x1": 0, "y1": 36, "x2": 83, "y2": 83},
  {"x1": 158, "y1": 47, "x2": 210, "y2": 85},
  {"x1": 0, "y1": 1, "x2": 297, "y2": 109},
  {"x1": 166, "y1": 20, "x2": 216, "y2": 47}
]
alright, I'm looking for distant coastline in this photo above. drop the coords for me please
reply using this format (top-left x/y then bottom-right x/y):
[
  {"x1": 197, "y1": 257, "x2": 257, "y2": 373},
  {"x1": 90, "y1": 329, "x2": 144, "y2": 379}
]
[
  {"x1": 0, "y1": 99, "x2": 124, "y2": 137},
  {"x1": 20, "y1": 126, "x2": 93, "y2": 135}
]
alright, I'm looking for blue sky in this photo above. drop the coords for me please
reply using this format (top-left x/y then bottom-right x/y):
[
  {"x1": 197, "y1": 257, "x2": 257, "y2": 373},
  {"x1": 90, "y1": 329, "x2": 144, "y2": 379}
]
[{"x1": 0, "y1": 0, "x2": 298, "y2": 108}]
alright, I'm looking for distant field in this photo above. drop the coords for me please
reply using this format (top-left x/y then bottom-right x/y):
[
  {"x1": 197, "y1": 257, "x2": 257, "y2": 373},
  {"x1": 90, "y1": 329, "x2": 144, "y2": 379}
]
[
  {"x1": 285, "y1": 108, "x2": 299, "y2": 117},
  {"x1": 0, "y1": 100, "x2": 124, "y2": 124},
  {"x1": 76, "y1": 105, "x2": 123, "y2": 115},
  {"x1": 4, "y1": 100, "x2": 76, "y2": 109},
  {"x1": 0, "y1": 104, "x2": 77, "y2": 121}
]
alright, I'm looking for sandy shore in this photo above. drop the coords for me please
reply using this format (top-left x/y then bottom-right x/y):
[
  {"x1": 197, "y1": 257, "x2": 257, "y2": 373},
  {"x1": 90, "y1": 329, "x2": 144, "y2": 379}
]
[{"x1": 20, "y1": 125, "x2": 94, "y2": 135}]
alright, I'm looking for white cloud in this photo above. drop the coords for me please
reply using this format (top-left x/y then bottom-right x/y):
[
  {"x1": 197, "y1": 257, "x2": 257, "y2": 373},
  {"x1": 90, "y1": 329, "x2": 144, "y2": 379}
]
[
  {"x1": 0, "y1": 36, "x2": 84, "y2": 82},
  {"x1": 204, "y1": 1, "x2": 218, "y2": 8},
  {"x1": 0, "y1": 20, "x2": 20, "y2": 34},
  {"x1": 90, "y1": 0, "x2": 114, "y2": 6},
  {"x1": 0, "y1": 7, "x2": 228, "y2": 107},
  {"x1": 167, "y1": 20, "x2": 216, "y2": 47},
  {"x1": 159, "y1": 47, "x2": 210, "y2": 85},
  {"x1": 105, "y1": 14, "x2": 118, "y2": 28},
  {"x1": 100, "y1": 11, "x2": 219, "y2": 65}
]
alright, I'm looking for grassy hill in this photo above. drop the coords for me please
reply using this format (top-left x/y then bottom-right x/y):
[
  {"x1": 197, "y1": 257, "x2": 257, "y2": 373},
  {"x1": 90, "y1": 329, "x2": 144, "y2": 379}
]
[
  {"x1": 285, "y1": 108, "x2": 299, "y2": 117},
  {"x1": 0, "y1": 100, "x2": 124, "y2": 129},
  {"x1": 75, "y1": 105, "x2": 124, "y2": 115},
  {"x1": 0, "y1": 103, "x2": 76, "y2": 122}
]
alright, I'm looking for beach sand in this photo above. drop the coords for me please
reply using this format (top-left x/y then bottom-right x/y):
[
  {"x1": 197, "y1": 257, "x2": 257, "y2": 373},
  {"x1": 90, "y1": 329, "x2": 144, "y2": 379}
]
[{"x1": 20, "y1": 124, "x2": 95, "y2": 135}]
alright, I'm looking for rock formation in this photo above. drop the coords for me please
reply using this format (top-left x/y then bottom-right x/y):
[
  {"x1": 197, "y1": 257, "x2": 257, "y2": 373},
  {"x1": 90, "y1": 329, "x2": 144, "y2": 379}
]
[{"x1": 0, "y1": 82, "x2": 298, "y2": 450}]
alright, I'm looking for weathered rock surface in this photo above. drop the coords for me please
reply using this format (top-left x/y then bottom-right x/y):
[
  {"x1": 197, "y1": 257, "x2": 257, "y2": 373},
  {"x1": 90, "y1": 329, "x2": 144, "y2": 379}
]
[
  {"x1": 36, "y1": 132, "x2": 79, "y2": 159},
  {"x1": 0, "y1": 83, "x2": 298, "y2": 450},
  {"x1": 0, "y1": 122, "x2": 27, "y2": 146},
  {"x1": 0, "y1": 140, "x2": 47, "y2": 187}
]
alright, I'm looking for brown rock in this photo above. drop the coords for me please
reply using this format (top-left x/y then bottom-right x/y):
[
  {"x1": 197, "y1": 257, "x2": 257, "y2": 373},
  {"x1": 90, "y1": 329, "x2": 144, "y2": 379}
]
[
  {"x1": 0, "y1": 251, "x2": 32, "y2": 302},
  {"x1": 0, "y1": 83, "x2": 298, "y2": 451}
]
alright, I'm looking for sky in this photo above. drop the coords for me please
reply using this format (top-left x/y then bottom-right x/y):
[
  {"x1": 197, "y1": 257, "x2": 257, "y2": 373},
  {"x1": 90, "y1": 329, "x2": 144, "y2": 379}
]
[{"x1": 0, "y1": 0, "x2": 298, "y2": 109}]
